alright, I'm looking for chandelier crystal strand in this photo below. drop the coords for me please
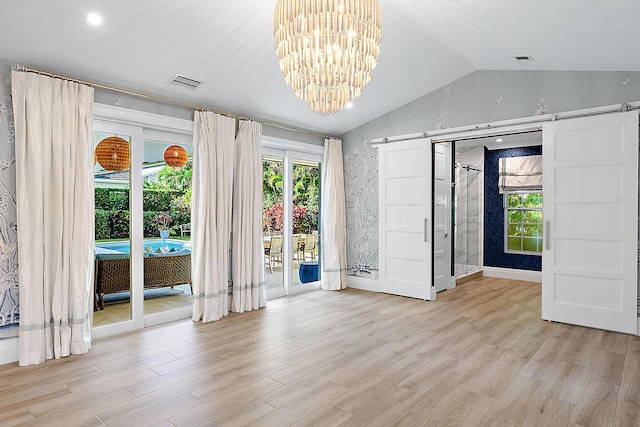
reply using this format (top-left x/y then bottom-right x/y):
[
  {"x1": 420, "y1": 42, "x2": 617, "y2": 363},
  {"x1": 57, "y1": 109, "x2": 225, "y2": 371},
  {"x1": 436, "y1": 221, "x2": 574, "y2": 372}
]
[{"x1": 274, "y1": 0, "x2": 382, "y2": 115}]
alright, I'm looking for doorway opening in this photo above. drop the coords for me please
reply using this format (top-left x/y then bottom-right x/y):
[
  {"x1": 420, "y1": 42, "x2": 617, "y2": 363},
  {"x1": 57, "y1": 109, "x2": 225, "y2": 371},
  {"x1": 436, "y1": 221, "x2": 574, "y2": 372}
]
[
  {"x1": 262, "y1": 144, "x2": 322, "y2": 300},
  {"x1": 92, "y1": 106, "x2": 194, "y2": 340},
  {"x1": 433, "y1": 130, "x2": 543, "y2": 292}
]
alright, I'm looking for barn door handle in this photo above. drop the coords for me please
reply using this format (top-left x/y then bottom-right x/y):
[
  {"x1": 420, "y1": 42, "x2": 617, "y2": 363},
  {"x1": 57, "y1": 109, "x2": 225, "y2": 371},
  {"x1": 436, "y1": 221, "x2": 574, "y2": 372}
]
[
  {"x1": 545, "y1": 221, "x2": 550, "y2": 250},
  {"x1": 424, "y1": 218, "x2": 428, "y2": 242}
]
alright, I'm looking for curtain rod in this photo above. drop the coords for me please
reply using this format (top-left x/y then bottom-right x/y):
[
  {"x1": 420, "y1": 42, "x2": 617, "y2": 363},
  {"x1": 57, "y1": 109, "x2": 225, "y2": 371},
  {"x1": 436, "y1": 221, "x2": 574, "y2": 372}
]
[
  {"x1": 371, "y1": 101, "x2": 640, "y2": 145},
  {"x1": 15, "y1": 64, "x2": 332, "y2": 139}
]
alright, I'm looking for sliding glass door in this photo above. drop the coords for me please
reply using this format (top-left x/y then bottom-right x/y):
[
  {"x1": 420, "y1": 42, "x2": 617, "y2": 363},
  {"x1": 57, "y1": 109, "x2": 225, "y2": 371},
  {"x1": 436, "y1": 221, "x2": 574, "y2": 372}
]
[
  {"x1": 93, "y1": 107, "x2": 193, "y2": 338},
  {"x1": 141, "y1": 140, "x2": 193, "y2": 325},
  {"x1": 263, "y1": 146, "x2": 322, "y2": 299},
  {"x1": 263, "y1": 154, "x2": 285, "y2": 297},
  {"x1": 93, "y1": 125, "x2": 137, "y2": 328},
  {"x1": 291, "y1": 158, "x2": 320, "y2": 290}
]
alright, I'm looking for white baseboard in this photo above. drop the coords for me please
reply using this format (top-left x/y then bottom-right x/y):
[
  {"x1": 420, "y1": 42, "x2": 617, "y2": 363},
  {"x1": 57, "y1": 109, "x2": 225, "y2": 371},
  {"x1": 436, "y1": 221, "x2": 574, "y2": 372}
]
[
  {"x1": 347, "y1": 275, "x2": 380, "y2": 293},
  {"x1": 483, "y1": 266, "x2": 542, "y2": 282},
  {"x1": 0, "y1": 337, "x2": 18, "y2": 365}
]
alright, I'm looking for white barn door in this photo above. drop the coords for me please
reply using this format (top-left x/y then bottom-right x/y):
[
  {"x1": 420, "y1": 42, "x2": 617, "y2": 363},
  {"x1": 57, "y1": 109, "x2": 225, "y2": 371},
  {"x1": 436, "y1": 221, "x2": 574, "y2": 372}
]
[
  {"x1": 542, "y1": 111, "x2": 638, "y2": 334},
  {"x1": 378, "y1": 138, "x2": 435, "y2": 300},
  {"x1": 434, "y1": 143, "x2": 452, "y2": 292}
]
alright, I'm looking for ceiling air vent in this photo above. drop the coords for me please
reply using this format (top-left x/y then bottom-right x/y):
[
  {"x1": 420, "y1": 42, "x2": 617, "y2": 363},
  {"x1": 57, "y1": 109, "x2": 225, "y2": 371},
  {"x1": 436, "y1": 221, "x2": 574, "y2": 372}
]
[
  {"x1": 169, "y1": 74, "x2": 202, "y2": 90},
  {"x1": 514, "y1": 55, "x2": 534, "y2": 62}
]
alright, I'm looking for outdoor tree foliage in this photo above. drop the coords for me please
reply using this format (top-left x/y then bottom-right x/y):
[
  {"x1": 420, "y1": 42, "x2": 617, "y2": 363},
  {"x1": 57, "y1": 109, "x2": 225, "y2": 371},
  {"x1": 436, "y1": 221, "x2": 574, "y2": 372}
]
[
  {"x1": 145, "y1": 161, "x2": 192, "y2": 195},
  {"x1": 263, "y1": 160, "x2": 283, "y2": 209},
  {"x1": 96, "y1": 158, "x2": 319, "y2": 239},
  {"x1": 506, "y1": 192, "x2": 543, "y2": 252},
  {"x1": 262, "y1": 159, "x2": 319, "y2": 233},
  {"x1": 95, "y1": 161, "x2": 192, "y2": 240}
]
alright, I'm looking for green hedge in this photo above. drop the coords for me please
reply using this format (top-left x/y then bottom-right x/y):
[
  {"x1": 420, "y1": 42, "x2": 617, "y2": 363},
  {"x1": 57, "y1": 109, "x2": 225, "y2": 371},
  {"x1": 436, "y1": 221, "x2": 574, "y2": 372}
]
[
  {"x1": 95, "y1": 188, "x2": 129, "y2": 211},
  {"x1": 95, "y1": 209, "x2": 188, "y2": 239},
  {"x1": 169, "y1": 197, "x2": 190, "y2": 230},
  {"x1": 109, "y1": 210, "x2": 130, "y2": 239},
  {"x1": 95, "y1": 188, "x2": 183, "y2": 212},
  {"x1": 143, "y1": 189, "x2": 181, "y2": 211},
  {"x1": 95, "y1": 188, "x2": 189, "y2": 239},
  {"x1": 95, "y1": 209, "x2": 111, "y2": 240}
]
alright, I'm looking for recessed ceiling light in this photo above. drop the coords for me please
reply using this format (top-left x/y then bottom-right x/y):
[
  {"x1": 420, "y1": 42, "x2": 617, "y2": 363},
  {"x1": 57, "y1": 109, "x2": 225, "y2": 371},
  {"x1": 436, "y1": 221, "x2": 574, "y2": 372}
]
[
  {"x1": 496, "y1": 138, "x2": 504, "y2": 143},
  {"x1": 345, "y1": 102, "x2": 353, "y2": 109},
  {"x1": 87, "y1": 13, "x2": 104, "y2": 26}
]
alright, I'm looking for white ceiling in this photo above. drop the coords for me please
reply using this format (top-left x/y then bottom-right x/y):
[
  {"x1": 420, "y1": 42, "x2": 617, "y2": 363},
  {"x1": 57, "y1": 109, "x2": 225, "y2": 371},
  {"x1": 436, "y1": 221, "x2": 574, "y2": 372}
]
[{"x1": 1, "y1": 0, "x2": 639, "y2": 135}]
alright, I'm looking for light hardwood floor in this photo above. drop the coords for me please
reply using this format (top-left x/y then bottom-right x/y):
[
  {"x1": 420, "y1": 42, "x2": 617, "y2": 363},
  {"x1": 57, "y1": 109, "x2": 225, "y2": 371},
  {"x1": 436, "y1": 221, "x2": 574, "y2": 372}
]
[
  {"x1": 1, "y1": 276, "x2": 639, "y2": 426},
  {"x1": 93, "y1": 285, "x2": 193, "y2": 327}
]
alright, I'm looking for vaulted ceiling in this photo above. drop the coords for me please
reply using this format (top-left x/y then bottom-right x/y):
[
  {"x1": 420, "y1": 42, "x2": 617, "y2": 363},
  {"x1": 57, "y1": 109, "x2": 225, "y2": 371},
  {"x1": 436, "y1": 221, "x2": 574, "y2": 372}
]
[{"x1": 1, "y1": 0, "x2": 639, "y2": 135}]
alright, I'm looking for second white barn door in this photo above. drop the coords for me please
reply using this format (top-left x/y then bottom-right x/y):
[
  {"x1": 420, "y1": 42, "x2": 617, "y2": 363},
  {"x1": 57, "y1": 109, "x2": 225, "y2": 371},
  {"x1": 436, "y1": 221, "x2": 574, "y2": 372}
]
[
  {"x1": 378, "y1": 138, "x2": 434, "y2": 300},
  {"x1": 434, "y1": 143, "x2": 452, "y2": 293},
  {"x1": 542, "y1": 110, "x2": 638, "y2": 334}
]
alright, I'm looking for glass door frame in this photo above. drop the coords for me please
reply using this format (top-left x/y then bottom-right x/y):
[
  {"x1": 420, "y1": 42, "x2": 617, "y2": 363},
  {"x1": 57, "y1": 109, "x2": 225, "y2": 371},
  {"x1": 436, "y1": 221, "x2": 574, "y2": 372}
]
[
  {"x1": 92, "y1": 120, "x2": 143, "y2": 339},
  {"x1": 93, "y1": 104, "x2": 193, "y2": 340},
  {"x1": 263, "y1": 137, "x2": 323, "y2": 300}
]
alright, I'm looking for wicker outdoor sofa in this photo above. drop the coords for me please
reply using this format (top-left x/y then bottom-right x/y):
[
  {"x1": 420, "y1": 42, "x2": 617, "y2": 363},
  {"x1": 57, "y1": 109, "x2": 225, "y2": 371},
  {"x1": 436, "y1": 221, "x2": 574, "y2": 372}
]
[{"x1": 94, "y1": 251, "x2": 192, "y2": 310}]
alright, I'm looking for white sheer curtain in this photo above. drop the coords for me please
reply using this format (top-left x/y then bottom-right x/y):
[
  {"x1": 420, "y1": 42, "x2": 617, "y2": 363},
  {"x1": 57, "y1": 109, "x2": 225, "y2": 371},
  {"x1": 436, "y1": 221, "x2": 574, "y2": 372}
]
[
  {"x1": 191, "y1": 111, "x2": 235, "y2": 323},
  {"x1": 12, "y1": 70, "x2": 94, "y2": 366},
  {"x1": 231, "y1": 120, "x2": 266, "y2": 312},
  {"x1": 321, "y1": 137, "x2": 348, "y2": 290}
]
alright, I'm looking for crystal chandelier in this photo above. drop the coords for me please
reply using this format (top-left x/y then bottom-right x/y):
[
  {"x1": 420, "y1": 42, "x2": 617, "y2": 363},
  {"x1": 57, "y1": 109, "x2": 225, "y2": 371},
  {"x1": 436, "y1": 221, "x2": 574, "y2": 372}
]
[{"x1": 274, "y1": 0, "x2": 383, "y2": 115}]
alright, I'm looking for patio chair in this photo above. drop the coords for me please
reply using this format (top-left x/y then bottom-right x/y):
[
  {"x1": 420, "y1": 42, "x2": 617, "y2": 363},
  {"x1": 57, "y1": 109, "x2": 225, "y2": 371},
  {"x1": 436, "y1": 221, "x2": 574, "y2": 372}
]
[
  {"x1": 179, "y1": 223, "x2": 191, "y2": 236},
  {"x1": 265, "y1": 235, "x2": 283, "y2": 274},
  {"x1": 302, "y1": 233, "x2": 318, "y2": 261},
  {"x1": 292, "y1": 234, "x2": 304, "y2": 264}
]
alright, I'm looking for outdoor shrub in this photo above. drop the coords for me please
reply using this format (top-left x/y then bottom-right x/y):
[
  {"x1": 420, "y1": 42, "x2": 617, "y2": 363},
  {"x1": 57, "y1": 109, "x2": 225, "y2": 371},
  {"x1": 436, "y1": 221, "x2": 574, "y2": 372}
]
[
  {"x1": 301, "y1": 208, "x2": 318, "y2": 233},
  {"x1": 109, "y1": 190, "x2": 129, "y2": 210},
  {"x1": 94, "y1": 188, "x2": 111, "y2": 210},
  {"x1": 262, "y1": 203, "x2": 317, "y2": 234},
  {"x1": 143, "y1": 189, "x2": 180, "y2": 211},
  {"x1": 263, "y1": 203, "x2": 283, "y2": 232},
  {"x1": 95, "y1": 188, "x2": 129, "y2": 210},
  {"x1": 292, "y1": 205, "x2": 307, "y2": 234},
  {"x1": 143, "y1": 211, "x2": 161, "y2": 237},
  {"x1": 109, "y1": 210, "x2": 130, "y2": 238},
  {"x1": 95, "y1": 209, "x2": 111, "y2": 240},
  {"x1": 169, "y1": 195, "x2": 191, "y2": 231}
]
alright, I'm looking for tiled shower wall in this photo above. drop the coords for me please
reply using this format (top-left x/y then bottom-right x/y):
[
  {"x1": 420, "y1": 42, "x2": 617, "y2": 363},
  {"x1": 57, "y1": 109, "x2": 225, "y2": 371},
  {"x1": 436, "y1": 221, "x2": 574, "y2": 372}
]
[{"x1": 455, "y1": 146, "x2": 483, "y2": 276}]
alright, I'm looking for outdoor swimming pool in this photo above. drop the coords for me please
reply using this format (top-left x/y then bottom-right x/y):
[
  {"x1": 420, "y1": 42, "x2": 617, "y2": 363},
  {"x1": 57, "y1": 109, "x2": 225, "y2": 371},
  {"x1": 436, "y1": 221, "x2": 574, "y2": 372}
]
[{"x1": 95, "y1": 239, "x2": 190, "y2": 254}]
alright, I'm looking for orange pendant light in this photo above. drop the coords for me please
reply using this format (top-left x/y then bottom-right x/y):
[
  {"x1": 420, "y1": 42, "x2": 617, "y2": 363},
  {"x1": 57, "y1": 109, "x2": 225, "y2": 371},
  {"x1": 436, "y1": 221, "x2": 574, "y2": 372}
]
[
  {"x1": 95, "y1": 136, "x2": 130, "y2": 171},
  {"x1": 163, "y1": 145, "x2": 188, "y2": 168}
]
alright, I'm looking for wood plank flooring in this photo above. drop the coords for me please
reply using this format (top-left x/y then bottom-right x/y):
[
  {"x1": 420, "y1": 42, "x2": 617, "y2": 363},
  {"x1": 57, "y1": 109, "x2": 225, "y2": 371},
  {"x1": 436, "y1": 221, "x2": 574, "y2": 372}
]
[
  {"x1": 1, "y1": 276, "x2": 640, "y2": 426},
  {"x1": 93, "y1": 285, "x2": 193, "y2": 327}
]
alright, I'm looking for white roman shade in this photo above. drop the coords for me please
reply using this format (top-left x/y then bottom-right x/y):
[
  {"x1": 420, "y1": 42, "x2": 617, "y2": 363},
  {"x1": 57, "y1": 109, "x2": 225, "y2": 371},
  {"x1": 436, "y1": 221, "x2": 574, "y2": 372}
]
[{"x1": 498, "y1": 155, "x2": 542, "y2": 194}]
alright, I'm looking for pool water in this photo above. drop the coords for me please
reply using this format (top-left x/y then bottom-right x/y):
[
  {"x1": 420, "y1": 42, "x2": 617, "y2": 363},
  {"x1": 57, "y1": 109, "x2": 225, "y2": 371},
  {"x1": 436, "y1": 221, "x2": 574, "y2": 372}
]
[{"x1": 96, "y1": 239, "x2": 188, "y2": 254}]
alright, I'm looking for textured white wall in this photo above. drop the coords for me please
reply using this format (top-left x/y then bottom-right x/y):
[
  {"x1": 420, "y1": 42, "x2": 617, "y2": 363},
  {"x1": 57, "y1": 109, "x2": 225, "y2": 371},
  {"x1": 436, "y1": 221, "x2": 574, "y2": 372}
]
[
  {"x1": 342, "y1": 70, "x2": 640, "y2": 274},
  {"x1": 0, "y1": 58, "x2": 18, "y2": 338}
]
